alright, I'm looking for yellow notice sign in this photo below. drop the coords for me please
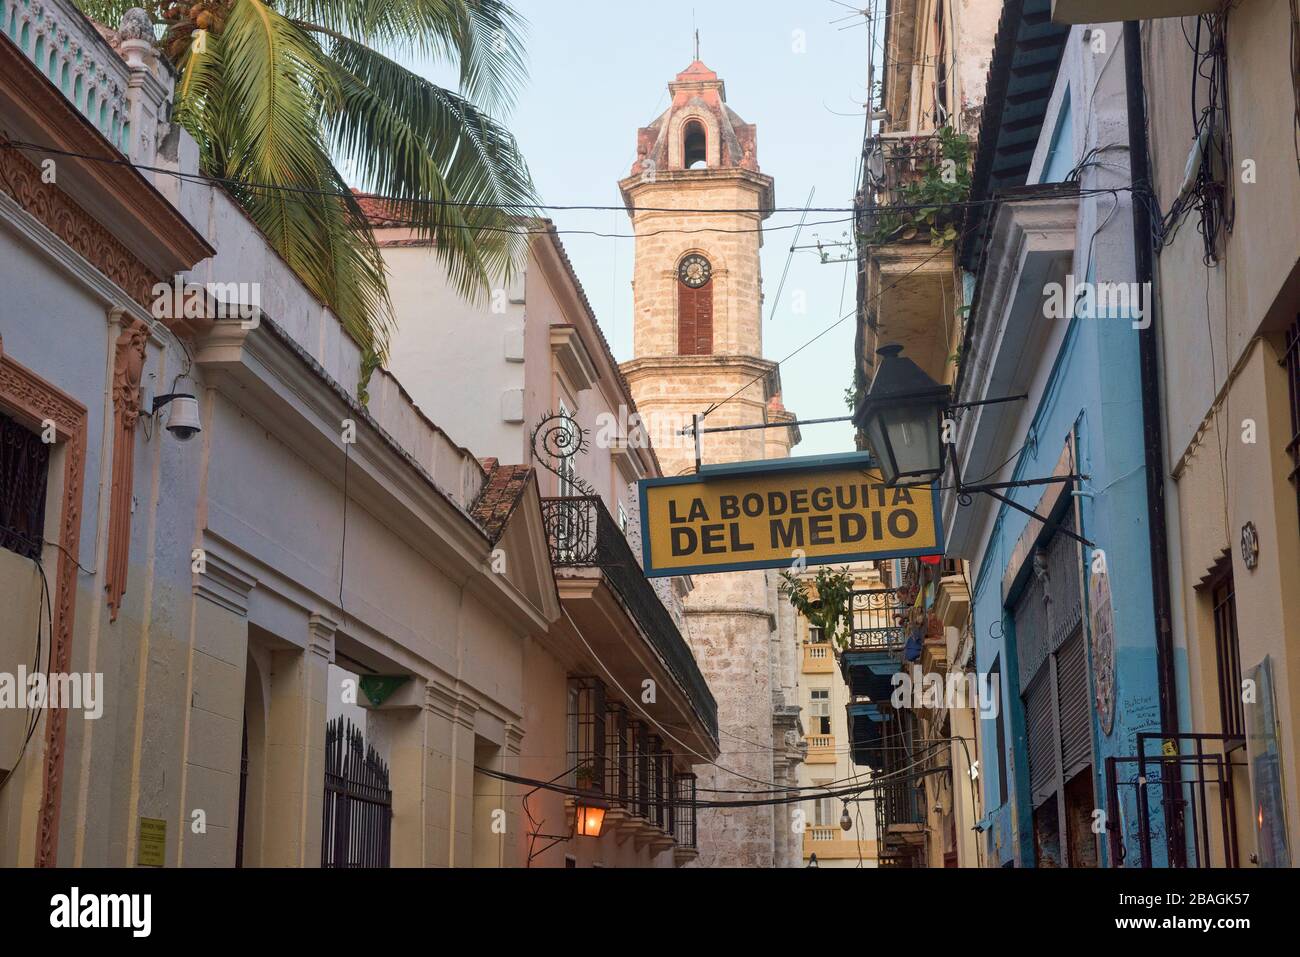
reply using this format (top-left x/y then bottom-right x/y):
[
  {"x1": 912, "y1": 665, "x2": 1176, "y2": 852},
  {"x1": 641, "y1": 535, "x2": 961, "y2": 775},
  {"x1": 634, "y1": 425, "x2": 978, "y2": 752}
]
[
  {"x1": 638, "y1": 453, "x2": 943, "y2": 577},
  {"x1": 137, "y1": 817, "x2": 166, "y2": 867}
]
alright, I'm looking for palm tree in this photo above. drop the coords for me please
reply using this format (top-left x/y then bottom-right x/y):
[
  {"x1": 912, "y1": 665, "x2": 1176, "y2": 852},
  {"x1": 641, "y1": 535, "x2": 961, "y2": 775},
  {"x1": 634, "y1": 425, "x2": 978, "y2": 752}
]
[{"x1": 79, "y1": 0, "x2": 536, "y2": 363}]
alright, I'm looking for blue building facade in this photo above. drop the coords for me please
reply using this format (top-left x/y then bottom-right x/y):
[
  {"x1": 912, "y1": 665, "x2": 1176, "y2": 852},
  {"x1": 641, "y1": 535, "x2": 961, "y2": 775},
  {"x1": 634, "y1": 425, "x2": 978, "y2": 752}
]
[{"x1": 946, "y1": 11, "x2": 1172, "y2": 867}]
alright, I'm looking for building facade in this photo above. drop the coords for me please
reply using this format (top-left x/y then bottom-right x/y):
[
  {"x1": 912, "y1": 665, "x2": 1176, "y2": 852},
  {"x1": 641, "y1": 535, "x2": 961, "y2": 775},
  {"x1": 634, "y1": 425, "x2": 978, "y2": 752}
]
[
  {"x1": 0, "y1": 0, "x2": 713, "y2": 869},
  {"x1": 1136, "y1": 0, "x2": 1300, "y2": 867},
  {"x1": 794, "y1": 564, "x2": 879, "y2": 868},
  {"x1": 618, "y1": 60, "x2": 806, "y2": 868},
  {"x1": 849, "y1": 0, "x2": 994, "y2": 868},
  {"x1": 358, "y1": 202, "x2": 720, "y2": 867}
]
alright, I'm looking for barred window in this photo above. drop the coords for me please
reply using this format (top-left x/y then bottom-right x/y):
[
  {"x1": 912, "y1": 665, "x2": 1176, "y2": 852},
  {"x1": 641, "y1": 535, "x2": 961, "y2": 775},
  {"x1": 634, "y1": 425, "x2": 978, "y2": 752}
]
[
  {"x1": 674, "y1": 772, "x2": 697, "y2": 848},
  {"x1": 0, "y1": 409, "x2": 50, "y2": 560},
  {"x1": 566, "y1": 677, "x2": 606, "y2": 793}
]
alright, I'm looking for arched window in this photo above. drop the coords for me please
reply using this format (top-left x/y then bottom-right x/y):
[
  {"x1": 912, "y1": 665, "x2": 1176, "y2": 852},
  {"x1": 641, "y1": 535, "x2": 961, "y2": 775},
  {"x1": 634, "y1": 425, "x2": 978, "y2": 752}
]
[
  {"x1": 683, "y1": 120, "x2": 707, "y2": 169},
  {"x1": 677, "y1": 254, "x2": 713, "y2": 355}
]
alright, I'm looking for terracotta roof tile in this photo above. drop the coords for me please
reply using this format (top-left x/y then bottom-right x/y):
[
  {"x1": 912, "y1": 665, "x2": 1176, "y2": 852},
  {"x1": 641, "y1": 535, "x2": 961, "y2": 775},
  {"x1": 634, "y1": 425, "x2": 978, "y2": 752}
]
[{"x1": 471, "y1": 461, "x2": 535, "y2": 543}]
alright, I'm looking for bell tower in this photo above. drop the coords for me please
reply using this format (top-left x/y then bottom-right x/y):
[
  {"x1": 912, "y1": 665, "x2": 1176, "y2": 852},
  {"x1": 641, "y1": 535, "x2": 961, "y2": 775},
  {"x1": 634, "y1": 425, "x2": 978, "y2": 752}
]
[
  {"x1": 619, "y1": 59, "x2": 796, "y2": 474},
  {"x1": 619, "y1": 61, "x2": 803, "y2": 869}
]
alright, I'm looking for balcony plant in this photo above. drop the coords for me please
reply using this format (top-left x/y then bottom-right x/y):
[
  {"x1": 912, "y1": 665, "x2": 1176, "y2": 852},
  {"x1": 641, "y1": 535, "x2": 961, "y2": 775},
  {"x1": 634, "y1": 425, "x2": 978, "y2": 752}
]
[
  {"x1": 864, "y1": 126, "x2": 972, "y2": 247},
  {"x1": 779, "y1": 566, "x2": 856, "y2": 651}
]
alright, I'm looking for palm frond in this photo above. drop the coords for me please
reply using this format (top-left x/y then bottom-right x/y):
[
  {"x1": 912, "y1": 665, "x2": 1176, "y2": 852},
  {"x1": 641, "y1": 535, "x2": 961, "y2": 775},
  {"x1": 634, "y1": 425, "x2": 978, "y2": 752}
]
[
  {"x1": 170, "y1": 0, "x2": 394, "y2": 354},
  {"x1": 317, "y1": 33, "x2": 537, "y2": 300},
  {"x1": 282, "y1": 0, "x2": 527, "y2": 111}
]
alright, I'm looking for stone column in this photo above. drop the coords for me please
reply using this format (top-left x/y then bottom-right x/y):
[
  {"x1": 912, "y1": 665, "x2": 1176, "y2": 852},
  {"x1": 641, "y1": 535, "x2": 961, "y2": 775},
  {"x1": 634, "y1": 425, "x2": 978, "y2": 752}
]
[
  {"x1": 371, "y1": 690, "x2": 428, "y2": 868},
  {"x1": 261, "y1": 614, "x2": 333, "y2": 866},
  {"x1": 424, "y1": 681, "x2": 470, "y2": 867}
]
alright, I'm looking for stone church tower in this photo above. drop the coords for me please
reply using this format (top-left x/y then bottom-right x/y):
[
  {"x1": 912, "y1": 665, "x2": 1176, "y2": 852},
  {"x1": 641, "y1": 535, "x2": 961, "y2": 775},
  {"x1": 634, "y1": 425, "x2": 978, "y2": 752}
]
[{"x1": 619, "y1": 61, "x2": 804, "y2": 868}]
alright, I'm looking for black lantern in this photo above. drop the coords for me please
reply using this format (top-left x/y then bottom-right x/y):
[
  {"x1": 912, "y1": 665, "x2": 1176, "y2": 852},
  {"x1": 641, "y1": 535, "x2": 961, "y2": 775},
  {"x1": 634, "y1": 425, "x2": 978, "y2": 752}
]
[{"x1": 853, "y1": 344, "x2": 950, "y2": 487}]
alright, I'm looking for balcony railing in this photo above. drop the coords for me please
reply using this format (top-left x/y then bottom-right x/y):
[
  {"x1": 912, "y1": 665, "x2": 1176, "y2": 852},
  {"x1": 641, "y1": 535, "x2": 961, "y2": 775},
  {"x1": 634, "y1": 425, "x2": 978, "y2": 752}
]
[
  {"x1": 806, "y1": 734, "x2": 836, "y2": 764},
  {"x1": 803, "y1": 642, "x2": 834, "y2": 673},
  {"x1": 4, "y1": 0, "x2": 133, "y2": 152},
  {"x1": 541, "y1": 495, "x2": 718, "y2": 744},
  {"x1": 846, "y1": 588, "x2": 907, "y2": 652},
  {"x1": 862, "y1": 132, "x2": 947, "y2": 204}
]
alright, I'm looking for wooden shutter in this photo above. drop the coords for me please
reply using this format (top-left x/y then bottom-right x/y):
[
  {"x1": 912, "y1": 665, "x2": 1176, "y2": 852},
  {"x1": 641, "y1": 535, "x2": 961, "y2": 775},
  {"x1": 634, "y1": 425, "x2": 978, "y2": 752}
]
[
  {"x1": 1057, "y1": 628, "x2": 1091, "y2": 779},
  {"x1": 1024, "y1": 669, "x2": 1055, "y2": 808},
  {"x1": 678, "y1": 280, "x2": 714, "y2": 355}
]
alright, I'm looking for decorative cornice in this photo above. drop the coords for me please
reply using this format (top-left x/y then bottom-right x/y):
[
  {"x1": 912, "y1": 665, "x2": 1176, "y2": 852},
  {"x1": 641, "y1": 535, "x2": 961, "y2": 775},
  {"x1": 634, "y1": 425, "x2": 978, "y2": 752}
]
[
  {"x1": 0, "y1": 28, "x2": 213, "y2": 274},
  {"x1": 0, "y1": 148, "x2": 161, "y2": 311}
]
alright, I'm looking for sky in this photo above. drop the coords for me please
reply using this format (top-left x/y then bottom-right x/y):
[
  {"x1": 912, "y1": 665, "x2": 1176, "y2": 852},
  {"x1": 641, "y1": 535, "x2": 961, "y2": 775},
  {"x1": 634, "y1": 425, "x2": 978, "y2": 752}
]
[{"x1": 413, "y1": 0, "x2": 874, "y2": 457}]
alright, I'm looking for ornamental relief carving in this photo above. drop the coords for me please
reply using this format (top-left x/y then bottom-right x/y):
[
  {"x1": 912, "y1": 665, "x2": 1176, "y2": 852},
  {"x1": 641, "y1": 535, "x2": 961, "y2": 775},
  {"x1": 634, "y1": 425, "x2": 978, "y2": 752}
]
[
  {"x1": 106, "y1": 315, "x2": 148, "y2": 621},
  {"x1": 0, "y1": 335, "x2": 89, "y2": 868},
  {"x1": 0, "y1": 148, "x2": 159, "y2": 308}
]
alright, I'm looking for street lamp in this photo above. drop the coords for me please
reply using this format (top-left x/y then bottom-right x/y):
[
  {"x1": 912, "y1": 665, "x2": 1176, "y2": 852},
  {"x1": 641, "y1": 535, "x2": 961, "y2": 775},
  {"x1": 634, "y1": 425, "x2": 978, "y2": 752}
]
[
  {"x1": 574, "y1": 800, "x2": 608, "y2": 837},
  {"x1": 853, "y1": 345, "x2": 950, "y2": 487}
]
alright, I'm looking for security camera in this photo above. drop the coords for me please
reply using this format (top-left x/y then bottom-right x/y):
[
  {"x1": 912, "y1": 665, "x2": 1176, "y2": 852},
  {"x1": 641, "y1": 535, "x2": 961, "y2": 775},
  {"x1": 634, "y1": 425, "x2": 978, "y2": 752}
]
[{"x1": 153, "y1": 393, "x2": 202, "y2": 441}]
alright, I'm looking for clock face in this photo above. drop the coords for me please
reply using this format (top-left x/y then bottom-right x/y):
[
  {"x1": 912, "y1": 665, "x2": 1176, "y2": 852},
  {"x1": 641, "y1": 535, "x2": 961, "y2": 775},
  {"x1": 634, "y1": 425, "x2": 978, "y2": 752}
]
[{"x1": 678, "y1": 255, "x2": 712, "y2": 288}]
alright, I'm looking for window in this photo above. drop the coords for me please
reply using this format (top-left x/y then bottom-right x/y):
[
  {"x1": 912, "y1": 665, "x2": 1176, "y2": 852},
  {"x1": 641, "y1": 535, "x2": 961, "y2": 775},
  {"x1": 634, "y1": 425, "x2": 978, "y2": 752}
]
[
  {"x1": 676, "y1": 255, "x2": 714, "y2": 355},
  {"x1": 808, "y1": 624, "x2": 824, "y2": 644},
  {"x1": 683, "y1": 120, "x2": 707, "y2": 168},
  {"x1": 0, "y1": 409, "x2": 50, "y2": 560},
  {"x1": 674, "y1": 772, "x2": 697, "y2": 848},
  {"x1": 566, "y1": 677, "x2": 606, "y2": 792},
  {"x1": 810, "y1": 688, "x2": 831, "y2": 736},
  {"x1": 617, "y1": 501, "x2": 629, "y2": 536},
  {"x1": 1209, "y1": 564, "x2": 1244, "y2": 744},
  {"x1": 813, "y1": 785, "x2": 835, "y2": 827}
]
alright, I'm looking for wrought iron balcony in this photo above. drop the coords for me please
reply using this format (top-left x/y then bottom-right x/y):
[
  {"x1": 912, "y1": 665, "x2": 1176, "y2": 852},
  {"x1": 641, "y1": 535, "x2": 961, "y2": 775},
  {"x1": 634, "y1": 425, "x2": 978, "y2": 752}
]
[
  {"x1": 846, "y1": 587, "x2": 908, "y2": 652},
  {"x1": 861, "y1": 132, "x2": 948, "y2": 205},
  {"x1": 541, "y1": 495, "x2": 718, "y2": 744}
]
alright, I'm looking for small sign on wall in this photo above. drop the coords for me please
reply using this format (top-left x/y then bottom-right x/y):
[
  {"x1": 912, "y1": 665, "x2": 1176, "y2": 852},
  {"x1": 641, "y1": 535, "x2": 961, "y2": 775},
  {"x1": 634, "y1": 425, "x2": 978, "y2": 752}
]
[{"x1": 137, "y1": 817, "x2": 166, "y2": 867}]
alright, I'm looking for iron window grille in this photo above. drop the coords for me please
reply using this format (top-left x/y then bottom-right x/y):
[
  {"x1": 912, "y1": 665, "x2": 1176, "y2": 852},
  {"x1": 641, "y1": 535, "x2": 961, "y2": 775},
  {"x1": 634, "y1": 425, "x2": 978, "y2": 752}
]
[
  {"x1": 658, "y1": 747, "x2": 675, "y2": 833},
  {"x1": 604, "y1": 702, "x2": 632, "y2": 807},
  {"x1": 674, "y1": 773, "x2": 697, "y2": 848},
  {"x1": 567, "y1": 676, "x2": 606, "y2": 793},
  {"x1": 0, "y1": 409, "x2": 50, "y2": 561},
  {"x1": 631, "y1": 718, "x2": 650, "y2": 820},
  {"x1": 650, "y1": 734, "x2": 666, "y2": 830}
]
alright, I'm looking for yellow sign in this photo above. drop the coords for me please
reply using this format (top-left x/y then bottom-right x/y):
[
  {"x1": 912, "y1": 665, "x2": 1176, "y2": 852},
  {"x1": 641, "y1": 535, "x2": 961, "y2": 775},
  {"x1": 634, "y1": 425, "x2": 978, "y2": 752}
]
[
  {"x1": 638, "y1": 453, "x2": 943, "y2": 577},
  {"x1": 137, "y1": 817, "x2": 166, "y2": 867}
]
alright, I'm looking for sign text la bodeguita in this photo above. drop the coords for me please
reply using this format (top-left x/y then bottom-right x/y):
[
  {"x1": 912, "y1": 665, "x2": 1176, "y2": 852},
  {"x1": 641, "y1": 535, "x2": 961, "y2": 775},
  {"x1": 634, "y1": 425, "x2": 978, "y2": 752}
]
[{"x1": 638, "y1": 452, "x2": 944, "y2": 577}]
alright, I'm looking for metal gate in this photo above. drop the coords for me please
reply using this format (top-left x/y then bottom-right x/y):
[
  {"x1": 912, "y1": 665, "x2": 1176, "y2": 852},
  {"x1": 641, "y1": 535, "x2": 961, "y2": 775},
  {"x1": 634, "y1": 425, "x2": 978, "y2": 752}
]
[
  {"x1": 1105, "y1": 732, "x2": 1245, "y2": 868},
  {"x1": 322, "y1": 717, "x2": 392, "y2": 868}
]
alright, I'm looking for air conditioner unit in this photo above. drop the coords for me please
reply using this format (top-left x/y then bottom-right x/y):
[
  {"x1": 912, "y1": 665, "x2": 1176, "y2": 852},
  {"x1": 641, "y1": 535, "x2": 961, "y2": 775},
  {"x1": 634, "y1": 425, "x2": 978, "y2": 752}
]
[{"x1": 1051, "y1": 0, "x2": 1225, "y2": 23}]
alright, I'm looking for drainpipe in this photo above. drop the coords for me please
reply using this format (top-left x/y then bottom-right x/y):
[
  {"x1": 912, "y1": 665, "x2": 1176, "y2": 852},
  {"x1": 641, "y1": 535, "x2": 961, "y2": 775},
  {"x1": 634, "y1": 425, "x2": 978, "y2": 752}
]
[{"x1": 1123, "y1": 20, "x2": 1185, "y2": 868}]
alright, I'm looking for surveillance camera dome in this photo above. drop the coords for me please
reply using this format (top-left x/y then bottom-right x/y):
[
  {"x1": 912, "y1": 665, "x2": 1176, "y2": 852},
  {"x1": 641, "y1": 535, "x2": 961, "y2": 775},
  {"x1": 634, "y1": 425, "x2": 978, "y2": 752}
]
[{"x1": 165, "y1": 395, "x2": 202, "y2": 441}]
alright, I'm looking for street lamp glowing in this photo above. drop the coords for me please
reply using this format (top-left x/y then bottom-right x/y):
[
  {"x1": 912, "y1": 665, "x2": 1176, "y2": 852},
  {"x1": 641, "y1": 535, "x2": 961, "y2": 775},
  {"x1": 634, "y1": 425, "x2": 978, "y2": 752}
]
[
  {"x1": 853, "y1": 344, "x2": 950, "y2": 487},
  {"x1": 575, "y1": 802, "x2": 607, "y2": 837}
]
